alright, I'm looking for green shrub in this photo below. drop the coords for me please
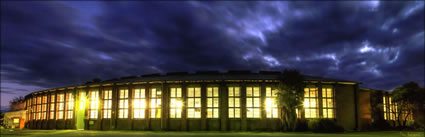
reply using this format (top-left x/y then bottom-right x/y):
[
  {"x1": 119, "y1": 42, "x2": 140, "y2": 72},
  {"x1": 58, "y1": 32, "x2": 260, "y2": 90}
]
[
  {"x1": 295, "y1": 119, "x2": 309, "y2": 131},
  {"x1": 308, "y1": 119, "x2": 344, "y2": 133},
  {"x1": 370, "y1": 119, "x2": 393, "y2": 131}
]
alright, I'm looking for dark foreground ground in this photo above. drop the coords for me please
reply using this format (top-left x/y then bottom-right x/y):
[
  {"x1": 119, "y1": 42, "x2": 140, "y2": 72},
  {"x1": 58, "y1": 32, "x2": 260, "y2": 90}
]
[{"x1": 0, "y1": 129, "x2": 424, "y2": 137}]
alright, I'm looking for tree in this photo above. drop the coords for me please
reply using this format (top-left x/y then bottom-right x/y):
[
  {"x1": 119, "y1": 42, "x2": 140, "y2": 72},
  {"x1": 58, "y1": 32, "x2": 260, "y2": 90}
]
[
  {"x1": 9, "y1": 96, "x2": 26, "y2": 111},
  {"x1": 276, "y1": 69, "x2": 306, "y2": 131},
  {"x1": 391, "y1": 82, "x2": 424, "y2": 129},
  {"x1": 85, "y1": 78, "x2": 102, "y2": 84}
]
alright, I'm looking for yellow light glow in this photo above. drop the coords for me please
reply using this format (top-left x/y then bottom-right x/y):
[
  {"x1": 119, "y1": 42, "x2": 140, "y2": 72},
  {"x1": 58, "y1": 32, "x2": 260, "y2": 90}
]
[
  {"x1": 79, "y1": 92, "x2": 86, "y2": 110},
  {"x1": 176, "y1": 100, "x2": 182, "y2": 108},
  {"x1": 265, "y1": 98, "x2": 274, "y2": 108}
]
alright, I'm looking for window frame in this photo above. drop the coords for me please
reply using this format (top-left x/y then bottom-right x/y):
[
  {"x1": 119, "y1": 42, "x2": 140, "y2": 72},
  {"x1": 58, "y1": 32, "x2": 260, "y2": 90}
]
[
  {"x1": 57, "y1": 93, "x2": 65, "y2": 120},
  {"x1": 150, "y1": 87, "x2": 162, "y2": 118},
  {"x1": 246, "y1": 86, "x2": 261, "y2": 118},
  {"x1": 228, "y1": 86, "x2": 241, "y2": 118},
  {"x1": 304, "y1": 87, "x2": 319, "y2": 119},
  {"x1": 66, "y1": 92, "x2": 74, "y2": 119},
  {"x1": 169, "y1": 87, "x2": 183, "y2": 118},
  {"x1": 133, "y1": 88, "x2": 146, "y2": 119},
  {"x1": 49, "y1": 94, "x2": 56, "y2": 120},
  {"x1": 187, "y1": 87, "x2": 201, "y2": 119},
  {"x1": 207, "y1": 86, "x2": 219, "y2": 118},
  {"x1": 118, "y1": 88, "x2": 129, "y2": 119},
  {"x1": 41, "y1": 95, "x2": 47, "y2": 120},
  {"x1": 36, "y1": 96, "x2": 41, "y2": 120},
  {"x1": 321, "y1": 87, "x2": 335, "y2": 119},
  {"x1": 265, "y1": 87, "x2": 278, "y2": 118},
  {"x1": 102, "y1": 89, "x2": 112, "y2": 119},
  {"x1": 88, "y1": 90, "x2": 99, "y2": 119}
]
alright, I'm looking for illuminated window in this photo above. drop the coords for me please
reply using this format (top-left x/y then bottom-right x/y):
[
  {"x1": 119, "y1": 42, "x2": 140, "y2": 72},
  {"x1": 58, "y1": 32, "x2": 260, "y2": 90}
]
[
  {"x1": 36, "y1": 96, "x2": 42, "y2": 120},
  {"x1": 27, "y1": 98, "x2": 32, "y2": 121},
  {"x1": 384, "y1": 96, "x2": 398, "y2": 120},
  {"x1": 265, "y1": 87, "x2": 278, "y2": 118},
  {"x1": 322, "y1": 88, "x2": 334, "y2": 118},
  {"x1": 187, "y1": 87, "x2": 201, "y2": 118},
  {"x1": 13, "y1": 118, "x2": 20, "y2": 124},
  {"x1": 228, "y1": 86, "x2": 240, "y2": 118},
  {"x1": 389, "y1": 97, "x2": 396, "y2": 120},
  {"x1": 32, "y1": 97, "x2": 36, "y2": 120},
  {"x1": 207, "y1": 87, "x2": 219, "y2": 118},
  {"x1": 119, "y1": 89, "x2": 129, "y2": 119},
  {"x1": 247, "y1": 86, "x2": 261, "y2": 118},
  {"x1": 170, "y1": 87, "x2": 183, "y2": 118},
  {"x1": 42, "y1": 96, "x2": 47, "y2": 120},
  {"x1": 103, "y1": 89, "x2": 112, "y2": 119},
  {"x1": 383, "y1": 96, "x2": 387, "y2": 120},
  {"x1": 133, "y1": 88, "x2": 146, "y2": 118},
  {"x1": 50, "y1": 94, "x2": 55, "y2": 119},
  {"x1": 304, "y1": 87, "x2": 318, "y2": 118},
  {"x1": 66, "y1": 92, "x2": 74, "y2": 119},
  {"x1": 57, "y1": 94, "x2": 65, "y2": 119},
  {"x1": 150, "y1": 88, "x2": 161, "y2": 118},
  {"x1": 89, "y1": 90, "x2": 99, "y2": 119}
]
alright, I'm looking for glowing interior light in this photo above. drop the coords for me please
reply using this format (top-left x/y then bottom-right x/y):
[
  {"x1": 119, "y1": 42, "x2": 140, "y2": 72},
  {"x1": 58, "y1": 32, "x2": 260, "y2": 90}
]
[
  {"x1": 176, "y1": 100, "x2": 183, "y2": 108},
  {"x1": 265, "y1": 98, "x2": 274, "y2": 108}
]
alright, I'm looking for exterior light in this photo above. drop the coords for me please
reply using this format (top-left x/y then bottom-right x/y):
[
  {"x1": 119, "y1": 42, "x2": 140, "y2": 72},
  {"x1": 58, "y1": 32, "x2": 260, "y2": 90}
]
[{"x1": 79, "y1": 93, "x2": 86, "y2": 110}]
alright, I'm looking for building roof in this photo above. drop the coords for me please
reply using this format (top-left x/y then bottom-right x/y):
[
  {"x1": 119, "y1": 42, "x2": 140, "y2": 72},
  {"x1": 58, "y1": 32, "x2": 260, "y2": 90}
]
[{"x1": 26, "y1": 70, "x2": 359, "y2": 97}]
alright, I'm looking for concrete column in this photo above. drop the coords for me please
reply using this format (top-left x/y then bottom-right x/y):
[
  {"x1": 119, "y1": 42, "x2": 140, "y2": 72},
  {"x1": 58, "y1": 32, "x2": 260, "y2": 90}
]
[
  {"x1": 128, "y1": 84, "x2": 133, "y2": 130},
  {"x1": 318, "y1": 83, "x2": 323, "y2": 118},
  {"x1": 161, "y1": 82, "x2": 168, "y2": 130},
  {"x1": 181, "y1": 83, "x2": 187, "y2": 131},
  {"x1": 220, "y1": 81, "x2": 227, "y2": 131},
  {"x1": 146, "y1": 84, "x2": 151, "y2": 130},
  {"x1": 261, "y1": 82, "x2": 266, "y2": 120},
  {"x1": 201, "y1": 83, "x2": 207, "y2": 130},
  {"x1": 241, "y1": 82, "x2": 247, "y2": 131},
  {"x1": 112, "y1": 84, "x2": 118, "y2": 130}
]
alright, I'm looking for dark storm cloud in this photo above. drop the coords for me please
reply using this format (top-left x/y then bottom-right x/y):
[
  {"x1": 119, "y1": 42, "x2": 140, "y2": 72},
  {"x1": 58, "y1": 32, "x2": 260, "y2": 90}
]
[{"x1": 0, "y1": 0, "x2": 424, "y2": 107}]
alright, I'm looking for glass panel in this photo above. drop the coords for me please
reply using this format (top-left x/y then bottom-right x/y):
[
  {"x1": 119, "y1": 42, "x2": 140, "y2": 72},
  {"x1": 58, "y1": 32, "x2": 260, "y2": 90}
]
[
  {"x1": 188, "y1": 88, "x2": 194, "y2": 97},
  {"x1": 235, "y1": 108, "x2": 240, "y2": 118},
  {"x1": 171, "y1": 88, "x2": 176, "y2": 97},
  {"x1": 229, "y1": 98, "x2": 234, "y2": 107},
  {"x1": 213, "y1": 109, "x2": 219, "y2": 118},
  {"x1": 188, "y1": 98, "x2": 194, "y2": 107},
  {"x1": 207, "y1": 98, "x2": 212, "y2": 107},
  {"x1": 235, "y1": 98, "x2": 240, "y2": 107},
  {"x1": 235, "y1": 87, "x2": 240, "y2": 96},
  {"x1": 266, "y1": 87, "x2": 271, "y2": 97},
  {"x1": 228, "y1": 87, "x2": 233, "y2": 96},
  {"x1": 254, "y1": 98, "x2": 260, "y2": 107},
  {"x1": 213, "y1": 98, "x2": 219, "y2": 107},
  {"x1": 247, "y1": 87, "x2": 252, "y2": 96},
  {"x1": 195, "y1": 88, "x2": 201, "y2": 97},
  {"x1": 253, "y1": 87, "x2": 260, "y2": 96},
  {"x1": 213, "y1": 87, "x2": 219, "y2": 97},
  {"x1": 228, "y1": 108, "x2": 234, "y2": 118},
  {"x1": 207, "y1": 88, "x2": 212, "y2": 97},
  {"x1": 247, "y1": 98, "x2": 252, "y2": 107},
  {"x1": 177, "y1": 88, "x2": 181, "y2": 97}
]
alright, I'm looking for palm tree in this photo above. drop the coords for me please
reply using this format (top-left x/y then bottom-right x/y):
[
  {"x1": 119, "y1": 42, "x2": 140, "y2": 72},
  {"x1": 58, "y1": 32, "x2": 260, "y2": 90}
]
[{"x1": 276, "y1": 69, "x2": 305, "y2": 131}]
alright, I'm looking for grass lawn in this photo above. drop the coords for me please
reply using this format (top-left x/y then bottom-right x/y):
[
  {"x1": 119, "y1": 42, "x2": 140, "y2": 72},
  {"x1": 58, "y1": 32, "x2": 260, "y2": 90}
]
[{"x1": 0, "y1": 129, "x2": 424, "y2": 137}]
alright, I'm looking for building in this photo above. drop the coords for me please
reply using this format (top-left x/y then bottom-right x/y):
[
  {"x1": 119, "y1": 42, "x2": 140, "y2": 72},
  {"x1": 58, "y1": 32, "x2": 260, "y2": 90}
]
[
  {"x1": 360, "y1": 88, "x2": 424, "y2": 129},
  {"x1": 24, "y1": 71, "x2": 361, "y2": 131},
  {"x1": 3, "y1": 110, "x2": 26, "y2": 129}
]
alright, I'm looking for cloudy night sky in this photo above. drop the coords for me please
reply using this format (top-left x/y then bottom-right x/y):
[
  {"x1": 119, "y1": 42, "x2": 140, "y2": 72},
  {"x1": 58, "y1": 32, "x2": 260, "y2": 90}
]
[{"x1": 1, "y1": 1, "x2": 424, "y2": 110}]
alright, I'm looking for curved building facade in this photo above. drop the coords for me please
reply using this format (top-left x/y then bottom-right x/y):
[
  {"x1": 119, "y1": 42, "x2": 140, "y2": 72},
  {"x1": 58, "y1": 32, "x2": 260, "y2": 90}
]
[{"x1": 24, "y1": 71, "x2": 360, "y2": 131}]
